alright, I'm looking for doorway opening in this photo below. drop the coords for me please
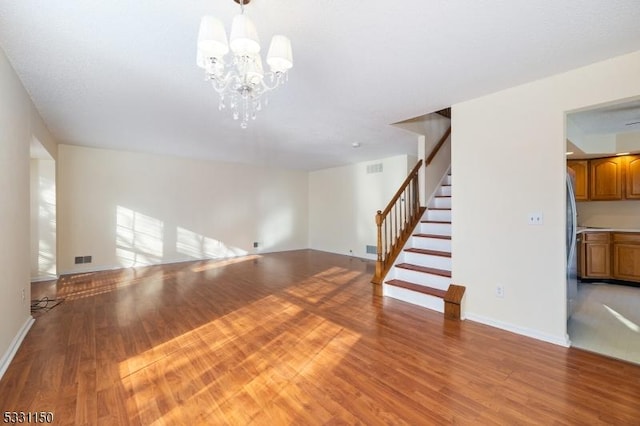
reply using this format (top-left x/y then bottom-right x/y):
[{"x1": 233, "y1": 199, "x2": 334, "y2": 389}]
[
  {"x1": 565, "y1": 97, "x2": 640, "y2": 365},
  {"x1": 30, "y1": 137, "x2": 57, "y2": 282}
]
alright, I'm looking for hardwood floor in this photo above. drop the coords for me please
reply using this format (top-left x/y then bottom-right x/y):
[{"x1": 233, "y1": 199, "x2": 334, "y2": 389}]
[{"x1": 2, "y1": 249, "x2": 640, "y2": 424}]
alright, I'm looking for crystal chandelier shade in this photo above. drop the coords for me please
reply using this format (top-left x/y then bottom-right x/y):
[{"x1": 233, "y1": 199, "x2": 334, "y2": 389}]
[{"x1": 196, "y1": 0, "x2": 293, "y2": 128}]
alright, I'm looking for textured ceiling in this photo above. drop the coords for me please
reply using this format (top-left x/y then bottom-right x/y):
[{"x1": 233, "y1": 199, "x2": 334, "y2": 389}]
[
  {"x1": 1, "y1": 1, "x2": 640, "y2": 170},
  {"x1": 570, "y1": 99, "x2": 640, "y2": 135}
]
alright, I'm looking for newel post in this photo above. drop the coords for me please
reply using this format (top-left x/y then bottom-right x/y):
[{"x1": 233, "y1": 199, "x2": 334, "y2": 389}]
[{"x1": 373, "y1": 210, "x2": 384, "y2": 286}]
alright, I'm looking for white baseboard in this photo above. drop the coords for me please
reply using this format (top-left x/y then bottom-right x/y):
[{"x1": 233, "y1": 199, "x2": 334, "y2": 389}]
[
  {"x1": 30, "y1": 274, "x2": 58, "y2": 283},
  {"x1": 58, "y1": 257, "x2": 211, "y2": 276},
  {"x1": 56, "y1": 252, "x2": 279, "y2": 277},
  {"x1": 0, "y1": 316, "x2": 35, "y2": 380},
  {"x1": 465, "y1": 313, "x2": 571, "y2": 347}
]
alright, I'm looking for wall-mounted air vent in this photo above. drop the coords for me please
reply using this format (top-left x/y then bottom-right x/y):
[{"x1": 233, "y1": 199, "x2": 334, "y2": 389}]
[
  {"x1": 366, "y1": 163, "x2": 383, "y2": 174},
  {"x1": 366, "y1": 245, "x2": 377, "y2": 254}
]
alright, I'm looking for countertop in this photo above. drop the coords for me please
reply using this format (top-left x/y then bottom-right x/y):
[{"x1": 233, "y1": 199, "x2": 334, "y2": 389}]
[{"x1": 577, "y1": 227, "x2": 640, "y2": 234}]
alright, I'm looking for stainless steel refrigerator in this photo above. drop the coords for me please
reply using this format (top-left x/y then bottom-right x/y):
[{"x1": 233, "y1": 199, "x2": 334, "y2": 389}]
[{"x1": 566, "y1": 170, "x2": 578, "y2": 319}]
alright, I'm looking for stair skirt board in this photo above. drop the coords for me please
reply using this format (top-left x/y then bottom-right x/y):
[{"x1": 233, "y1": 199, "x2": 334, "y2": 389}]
[{"x1": 383, "y1": 284, "x2": 445, "y2": 313}]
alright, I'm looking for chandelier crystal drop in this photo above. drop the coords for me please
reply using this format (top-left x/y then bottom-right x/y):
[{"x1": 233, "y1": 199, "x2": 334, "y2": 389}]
[{"x1": 196, "y1": 0, "x2": 293, "y2": 129}]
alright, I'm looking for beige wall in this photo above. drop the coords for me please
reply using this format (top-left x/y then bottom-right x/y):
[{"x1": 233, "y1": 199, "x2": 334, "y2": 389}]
[
  {"x1": 577, "y1": 201, "x2": 640, "y2": 229},
  {"x1": 0, "y1": 47, "x2": 56, "y2": 375},
  {"x1": 452, "y1": 50, "x2": 640, "y2": 345},
  {"x1": 309, "y1": 155, "x2": 415, "y2": 259},
  {"x1": 57, "y1": 145, "x2": 309, "y2": 274}
]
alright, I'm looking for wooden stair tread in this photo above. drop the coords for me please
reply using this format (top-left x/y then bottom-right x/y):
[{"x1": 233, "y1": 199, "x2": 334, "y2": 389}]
[
  {"x1": 405, "y1": 248, "x2": 451, "y2": 258},
  {"x1": 434, "y1": 196, "x2": 451, "y2": 198},
  {"x1": 414, "y1": 233, "x2": 451, "y2": 240},
  {"x1": 428, "y1": 208, "x2": 451, "y2": 211},
  {"x1": 385, "y1": 279, "x2": 447, "y2": 298},
  {"x1": 396, "y1": 263, "x2": 452, "y2": 278},
  {"x1": 421, "y1": 220, "x2": 451, "y2": 224}
]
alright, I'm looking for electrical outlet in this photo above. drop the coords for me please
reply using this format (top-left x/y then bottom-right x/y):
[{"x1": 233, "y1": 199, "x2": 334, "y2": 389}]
[
  {"x1": 21, "y1": 289, "x2": 25, "y2": 304},
  {"x1": 496, "y1": 285, "x2": 505, "y2": 298},
  {"x1": 253, "y1": 242, "x2": 259, "y2": 248}
]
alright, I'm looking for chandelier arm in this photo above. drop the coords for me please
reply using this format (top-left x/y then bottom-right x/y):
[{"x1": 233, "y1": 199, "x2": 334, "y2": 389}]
[
  {"x1": 260, "y1": 72, "x2": 287, "y2": 91},
  {"x1": 210, "y1": 74, "x2": 236, "y2": 95}
]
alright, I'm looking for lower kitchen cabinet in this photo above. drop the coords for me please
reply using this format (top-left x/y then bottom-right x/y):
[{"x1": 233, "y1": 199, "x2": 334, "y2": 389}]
[
  {"x1": 579, "y1": 231, "x2": 640, "y2": 283},
  {"x1": 580, "y1": 232, "x2": 611, "y2": 279},
  {"x1": 612, "y1": 233, "x2": 640, "y2": 282}
]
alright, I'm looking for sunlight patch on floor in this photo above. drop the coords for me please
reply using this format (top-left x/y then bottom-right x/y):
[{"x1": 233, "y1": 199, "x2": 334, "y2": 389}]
[
  {"x1": 190, "y1": 254, "x2": 260, "y2": 272},
  {"x1": 603, "y1": 304, "x2": 640, "y2": 333},
  {"x1": 118, "y1": 292, "x2": 361, "y2": 424},
  {"x1": 284, "y1": 266, "x2": 364, "y2": 304}
]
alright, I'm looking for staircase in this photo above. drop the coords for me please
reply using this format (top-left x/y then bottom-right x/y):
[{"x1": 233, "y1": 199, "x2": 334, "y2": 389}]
[{"x1": 382, "y1": 171, "x2": 452, "y2": 312}]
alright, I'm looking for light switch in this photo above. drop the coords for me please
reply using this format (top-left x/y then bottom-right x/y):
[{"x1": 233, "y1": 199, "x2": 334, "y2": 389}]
[{"x1": 528, "y1": 212, "x2": 543, "y2": 225}]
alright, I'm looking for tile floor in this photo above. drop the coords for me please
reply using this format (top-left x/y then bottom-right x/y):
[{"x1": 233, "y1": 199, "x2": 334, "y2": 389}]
[{"x1": 568, "y1": 281, "x2": 640, "y2": 365}]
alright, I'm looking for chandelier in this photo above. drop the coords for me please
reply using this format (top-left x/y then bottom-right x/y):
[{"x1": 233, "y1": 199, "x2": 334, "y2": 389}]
[{"x1": 196, "y1": 0, "x2": 293, "y2": 128}]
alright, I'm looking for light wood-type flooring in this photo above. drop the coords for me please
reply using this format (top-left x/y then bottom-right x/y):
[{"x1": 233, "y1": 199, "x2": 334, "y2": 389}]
[{"x1": 1, "y1": 250, "x2": 640, "y2": 424}]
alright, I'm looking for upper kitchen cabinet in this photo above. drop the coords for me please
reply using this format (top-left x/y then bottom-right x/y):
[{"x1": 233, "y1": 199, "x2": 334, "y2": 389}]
[
  {"x1": 589, "y1": 157, "x2": 623, "y2": 200},
  {"x1": 567, "y1": 160, "x2": 589, "y2": 201},
  {"x1": 625, "y1": 155, "x2": 640, "y2": 199}
]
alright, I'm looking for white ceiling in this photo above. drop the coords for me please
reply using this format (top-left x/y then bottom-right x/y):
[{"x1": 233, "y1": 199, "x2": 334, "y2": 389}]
[
  {"x1": 567, "y1": 98, "x2": 640, "y2": 158},
  {"x1": 2, "y1": 1, "x2": 640, "y2": 170},
  {"x1": 570, "y1": 99, "x2": 640, "y2": 135}
]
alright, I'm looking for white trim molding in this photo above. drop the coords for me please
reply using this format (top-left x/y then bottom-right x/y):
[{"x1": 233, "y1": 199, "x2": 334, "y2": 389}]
[
  {"x1": 30, "y1": 275, "x2": 58, "y2": 283},
  {"x1": 465, "y1": 313, "x2": 571, "y2": 347},
  {"x1": 0, "y1": 316, "x2": 35, "y2": 380}
]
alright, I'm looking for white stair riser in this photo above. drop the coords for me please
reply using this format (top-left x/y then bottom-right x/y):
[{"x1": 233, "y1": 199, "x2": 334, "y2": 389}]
[
  {"x1": 403, "y1": 252, "x2": 451, "y2": 270},
  {"x1": 412, "y1": 236, "x2": 452, "y2": 252},
  {"x1": 431, "y1": 197, "x2": 452, "y2": 209},
  {"x1": 444, "y1": 175, "x2": 452, "y2": 185},
  {"x1": 383, "y1": 285, "x2": 445, "y2": 313},
  {"x1": 393, "y1": 268, "x2": 450, "y2": 290},
  {"x1": 426, "y1": 209, "x2": 451, "y2": 222},
  {"x1": 420, "y1": 222, "x2": 451, "y2": 236},
  {"x1": 438, "y1": 186, "x2": 452, "y2": 196}
]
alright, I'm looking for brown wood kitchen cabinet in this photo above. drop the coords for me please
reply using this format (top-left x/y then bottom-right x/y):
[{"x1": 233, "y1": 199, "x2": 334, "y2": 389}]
[
  {"x1": 580, "y1": 232, "x2": 611, "y2": 279},
  {"x1": 589, "y1": 157, "x2": 623, "y2": 200},
  {"x1": 579, "y1": 231, "x2": 640, "y2": 283},
  {"x1": 612, "y1": 233, "x2": 640, "y2": 282},
  {"x1": 567, "y1": 160, "x2": 589, "y2": 201},
  {"x1": 625, "y1": 155, "x2": 640, "y2": 199},
  {"x1": 571, "y1": 154, "x2": 640, "y2": 201}
]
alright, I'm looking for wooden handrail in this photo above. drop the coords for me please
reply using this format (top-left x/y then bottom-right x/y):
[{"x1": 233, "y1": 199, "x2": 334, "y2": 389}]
[
  {"x1": 380, "y1": 160, "x2": 423, "y2": 217},
  {"x1": 426, "y1": 126, "x2": 451, "y2": 166},
  {"x1": 373, "y1": 160, "x2": 424, "y2": 286}
]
